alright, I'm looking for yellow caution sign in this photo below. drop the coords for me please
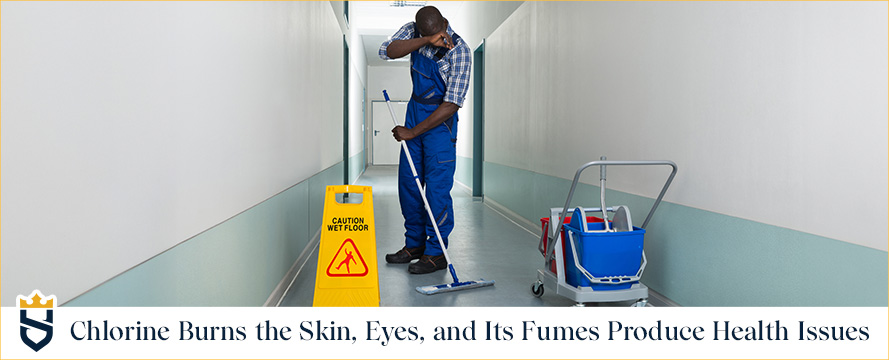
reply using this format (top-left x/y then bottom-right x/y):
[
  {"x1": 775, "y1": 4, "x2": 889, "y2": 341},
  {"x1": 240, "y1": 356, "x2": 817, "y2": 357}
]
[{"x1": 313, "y1": 185, "x2": 379, "y2": 307}]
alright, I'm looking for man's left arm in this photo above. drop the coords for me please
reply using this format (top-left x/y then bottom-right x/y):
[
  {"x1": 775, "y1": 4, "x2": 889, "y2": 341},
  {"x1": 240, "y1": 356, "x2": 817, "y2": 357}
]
[
  {"x1": 392, "y1": 43, "x2": 471, "y2": 141},
  {"x1": 392, "y1": 103, "x2": 459, "y2": 141}
]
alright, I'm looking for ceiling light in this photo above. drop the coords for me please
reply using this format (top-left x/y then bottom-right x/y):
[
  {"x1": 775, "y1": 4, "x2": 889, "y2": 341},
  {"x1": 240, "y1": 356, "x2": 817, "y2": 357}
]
[{"x1": 389, "y1": 1, "x2": 427, "y2": 7}]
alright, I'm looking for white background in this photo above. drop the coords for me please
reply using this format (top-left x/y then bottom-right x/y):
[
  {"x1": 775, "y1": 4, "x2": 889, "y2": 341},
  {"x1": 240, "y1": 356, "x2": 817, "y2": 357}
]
[{"x1": 2, "y1": 306, "x2": 887, "y2": 359}]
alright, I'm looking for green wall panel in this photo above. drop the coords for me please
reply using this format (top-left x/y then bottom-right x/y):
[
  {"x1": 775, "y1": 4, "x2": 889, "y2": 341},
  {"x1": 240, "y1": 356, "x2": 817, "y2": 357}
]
[
  {"x1": 456, "y1": 155, "x2": 473, "y2": 190},
  {"x1": 349, "y1": 151, "x2": 366, "y2": 185}
]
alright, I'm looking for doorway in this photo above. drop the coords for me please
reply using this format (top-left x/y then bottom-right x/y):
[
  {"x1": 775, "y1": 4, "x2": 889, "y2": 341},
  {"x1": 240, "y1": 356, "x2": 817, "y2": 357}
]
[
  {"x1": 472, "y1": 40, "x2": 485, "y2": 197},
  {"x1": 371, "y1": 100, "x2": 407, "y2": 165}
]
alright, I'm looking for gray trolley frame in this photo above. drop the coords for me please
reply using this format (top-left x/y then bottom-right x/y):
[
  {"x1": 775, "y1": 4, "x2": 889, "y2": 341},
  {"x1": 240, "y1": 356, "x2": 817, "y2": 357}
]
[{"x1": 532, "y1": 159, "x2": 677, "y2": 307}]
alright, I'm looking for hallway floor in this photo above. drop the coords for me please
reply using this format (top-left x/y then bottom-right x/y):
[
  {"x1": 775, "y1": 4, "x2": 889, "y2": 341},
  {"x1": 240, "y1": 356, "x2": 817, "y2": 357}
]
[{"x1": 279, "y1": 165, "x2": 633, "y2": 307}]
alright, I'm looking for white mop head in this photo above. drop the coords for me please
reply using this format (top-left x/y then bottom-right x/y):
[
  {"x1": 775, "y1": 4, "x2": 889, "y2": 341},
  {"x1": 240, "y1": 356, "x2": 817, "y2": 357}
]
[{"x1": 416, "y1": 279, "x2": 495, "y2": 295}]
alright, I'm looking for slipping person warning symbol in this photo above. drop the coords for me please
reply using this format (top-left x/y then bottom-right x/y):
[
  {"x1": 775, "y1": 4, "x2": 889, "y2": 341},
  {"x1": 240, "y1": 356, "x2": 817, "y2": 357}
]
[
  {"x1": 326, "y1": 238, "x2": 369, "y2": 277},
  {"x1": 337, "y1": 249, "x2": 355, "y2": 273}
]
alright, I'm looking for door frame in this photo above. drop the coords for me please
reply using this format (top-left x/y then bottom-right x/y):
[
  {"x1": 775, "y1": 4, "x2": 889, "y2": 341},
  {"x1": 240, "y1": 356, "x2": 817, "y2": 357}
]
[
  {"x1": 370, "y1": 99, "x2": 409, "y2": 165},
  {"x1": 342, "y1": 36, "x2": 350, "y2": 187},
  {"x1": 472, "y1": 40, "x2": 485, "y2": 197}
]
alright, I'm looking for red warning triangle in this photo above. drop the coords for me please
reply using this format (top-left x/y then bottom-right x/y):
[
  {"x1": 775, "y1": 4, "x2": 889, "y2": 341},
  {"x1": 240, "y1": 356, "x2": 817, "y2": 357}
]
[{"x1": 326, "y1": 238, "x2": 369, "y2": 277}]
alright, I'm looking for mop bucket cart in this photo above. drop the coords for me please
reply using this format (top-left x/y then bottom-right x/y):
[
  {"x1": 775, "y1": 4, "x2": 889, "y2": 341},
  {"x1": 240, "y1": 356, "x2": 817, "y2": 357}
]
[{"x1": 531, "y1": 158, "x2": 677, "y2": 307}]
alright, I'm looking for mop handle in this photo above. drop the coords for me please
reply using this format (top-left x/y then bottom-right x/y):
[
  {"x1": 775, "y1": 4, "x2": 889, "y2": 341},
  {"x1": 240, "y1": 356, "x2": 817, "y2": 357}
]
[
  {"x1": 383, "y1": 90, "x2": 458, "y2": 283},
  {"x1": 599, "y1": 156, "x2": 610, "y2": 231}
]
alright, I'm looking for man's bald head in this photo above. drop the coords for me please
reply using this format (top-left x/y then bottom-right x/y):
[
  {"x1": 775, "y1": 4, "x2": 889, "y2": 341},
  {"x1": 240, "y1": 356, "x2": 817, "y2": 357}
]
[{"x1": 416, "y1": 6, "x2": 446, "y2": 36}]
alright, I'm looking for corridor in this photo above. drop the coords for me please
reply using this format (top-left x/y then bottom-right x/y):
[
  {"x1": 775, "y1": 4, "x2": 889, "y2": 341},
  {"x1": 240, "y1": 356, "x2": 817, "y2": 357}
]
[{"x1": 279, "y1": 165, "x2": 583, "y2": 307}]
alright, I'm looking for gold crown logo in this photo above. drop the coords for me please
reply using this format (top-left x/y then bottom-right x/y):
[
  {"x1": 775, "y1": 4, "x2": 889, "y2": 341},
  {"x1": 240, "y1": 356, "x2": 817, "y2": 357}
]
[{"x1": 18, "y1": 290, "x2": 55, "y2": 309}]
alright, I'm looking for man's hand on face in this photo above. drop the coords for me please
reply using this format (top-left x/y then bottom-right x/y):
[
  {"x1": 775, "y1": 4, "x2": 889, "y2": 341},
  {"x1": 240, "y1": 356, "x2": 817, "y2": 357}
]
[{"x1": 424, "y1": 21, "x2": 453, "y2": 50}]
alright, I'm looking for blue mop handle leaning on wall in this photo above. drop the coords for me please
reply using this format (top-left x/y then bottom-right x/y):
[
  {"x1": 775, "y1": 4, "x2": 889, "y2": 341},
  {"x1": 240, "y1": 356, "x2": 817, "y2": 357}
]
[{"x1": 383, "y1": 90, "x2": 460, "y2": 284}]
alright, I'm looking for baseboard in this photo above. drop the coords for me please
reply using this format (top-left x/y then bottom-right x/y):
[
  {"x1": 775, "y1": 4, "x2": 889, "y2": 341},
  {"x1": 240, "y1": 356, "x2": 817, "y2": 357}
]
[
  {"x1": 265, "y1": 227, "x2": 323, "y2": 307},
  {"x1": 454, "y1": 179, "x2": 472, "y2": 195},
  {"x1": 482, "y1": 197, "x2": 539, "y2": 236},
  {"x1": 648, "y1": 289, "x2": 680, "y2": 307}
]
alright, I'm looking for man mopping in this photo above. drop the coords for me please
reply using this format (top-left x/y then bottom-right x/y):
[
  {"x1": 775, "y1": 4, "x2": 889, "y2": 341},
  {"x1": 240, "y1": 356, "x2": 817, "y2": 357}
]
[{"x1": 379, "y1": 6, "x2": 470, "y2": 274}]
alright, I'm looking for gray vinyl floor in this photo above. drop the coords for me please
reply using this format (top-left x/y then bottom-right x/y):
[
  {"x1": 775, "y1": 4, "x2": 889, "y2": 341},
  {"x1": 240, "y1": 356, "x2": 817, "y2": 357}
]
[{"x1": 278, "y1": 165, "x2": 638, "y2": 307}]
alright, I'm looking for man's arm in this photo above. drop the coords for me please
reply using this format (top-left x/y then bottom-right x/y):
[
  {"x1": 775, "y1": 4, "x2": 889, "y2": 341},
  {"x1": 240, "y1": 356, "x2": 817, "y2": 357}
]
[
  {"x1": 392, "y1": 102, "x2": 459, "y2": 141},
  {"x1": 385, "y1": 37, "x2": 431, "y2": 59},
  {"x1": 385, "y1": 28, "x2": 454, "y2": 59}
]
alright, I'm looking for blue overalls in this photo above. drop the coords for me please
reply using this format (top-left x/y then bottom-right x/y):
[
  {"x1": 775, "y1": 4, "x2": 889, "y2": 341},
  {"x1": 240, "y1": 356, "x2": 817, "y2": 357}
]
[{"x1": 398, "y1": 27, "x2": 461, "y2": 256}]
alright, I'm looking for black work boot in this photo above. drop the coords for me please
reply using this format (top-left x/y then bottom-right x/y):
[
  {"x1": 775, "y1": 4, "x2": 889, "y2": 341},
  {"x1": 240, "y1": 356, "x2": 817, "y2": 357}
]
[
  {"x1": 408, "y1": 254, "x2": 448, "y2": 274},
  {"x1": 385, "y1": 246, "x2": 425, "y2": 264}
]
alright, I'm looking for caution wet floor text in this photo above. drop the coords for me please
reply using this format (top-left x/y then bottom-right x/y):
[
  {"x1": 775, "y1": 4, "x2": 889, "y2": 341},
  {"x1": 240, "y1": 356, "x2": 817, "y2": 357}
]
[{"x1": 313, "y1": 185, "x2": 380, "y2": 306}]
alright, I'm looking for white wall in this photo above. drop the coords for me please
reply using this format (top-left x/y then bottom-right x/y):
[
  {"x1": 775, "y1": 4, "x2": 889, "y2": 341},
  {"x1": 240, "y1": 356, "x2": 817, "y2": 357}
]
[
  {"x1": 331, "y1": 1, "x2": 368, "y2": 166},
  {"x1": 1, "y1": 1, "x2": 345, "y2": 305},
  {"x1": 485, "y1": 2, "x2": 888, "y2": 251},
  {"x1": 454, "y1": 2, "x2": 523, "y2": 159},
  {"x1": 350, "y1": 35, "x2": 368, "y2": 161},
  {"x1": 367, "y1": 65, "x2": 413, "y2": 102}
]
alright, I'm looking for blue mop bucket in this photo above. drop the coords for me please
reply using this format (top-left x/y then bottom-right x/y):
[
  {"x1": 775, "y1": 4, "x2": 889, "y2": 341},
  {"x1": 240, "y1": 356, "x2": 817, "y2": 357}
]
[{"x1": 563, "y1": 215, "x2": 646, "y2": 290}]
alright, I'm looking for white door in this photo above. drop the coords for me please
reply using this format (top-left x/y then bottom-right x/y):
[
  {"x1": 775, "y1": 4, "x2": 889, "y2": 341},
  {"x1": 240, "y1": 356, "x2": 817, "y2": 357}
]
[{"x1": 372, "y1": 101, "x2": 407, "y2": 165}]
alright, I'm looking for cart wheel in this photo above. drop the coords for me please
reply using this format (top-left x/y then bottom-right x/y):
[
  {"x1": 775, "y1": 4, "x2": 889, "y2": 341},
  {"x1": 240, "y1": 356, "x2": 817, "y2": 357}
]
[
  {"x1": 531, "y1": 282, "x2": 544, "y2": 297},
  {"x1": 632, "y1": 299, "x2": 648, "y2": 307}
]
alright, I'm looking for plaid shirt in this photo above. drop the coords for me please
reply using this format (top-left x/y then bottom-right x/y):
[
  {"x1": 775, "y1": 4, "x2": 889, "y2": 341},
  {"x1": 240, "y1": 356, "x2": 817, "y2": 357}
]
[{"x1": 380, "y1": 22, "x2": 471, "y2": 107}]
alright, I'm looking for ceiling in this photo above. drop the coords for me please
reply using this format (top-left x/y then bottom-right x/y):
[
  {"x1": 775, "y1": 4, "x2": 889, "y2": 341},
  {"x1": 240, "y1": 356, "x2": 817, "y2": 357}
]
[
  {"x1": 351, "y1": 1, "x2": 466, "y2": 67},
  {"x1": 361, "y1": 34, "x2": 406, "y2": 67}
]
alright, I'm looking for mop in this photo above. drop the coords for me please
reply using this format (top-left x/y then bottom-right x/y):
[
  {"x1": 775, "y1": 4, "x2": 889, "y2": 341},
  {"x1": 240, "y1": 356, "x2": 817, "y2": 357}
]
[{"x1": 383, "y1": 90, "x2": 495, "y2": 295}]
